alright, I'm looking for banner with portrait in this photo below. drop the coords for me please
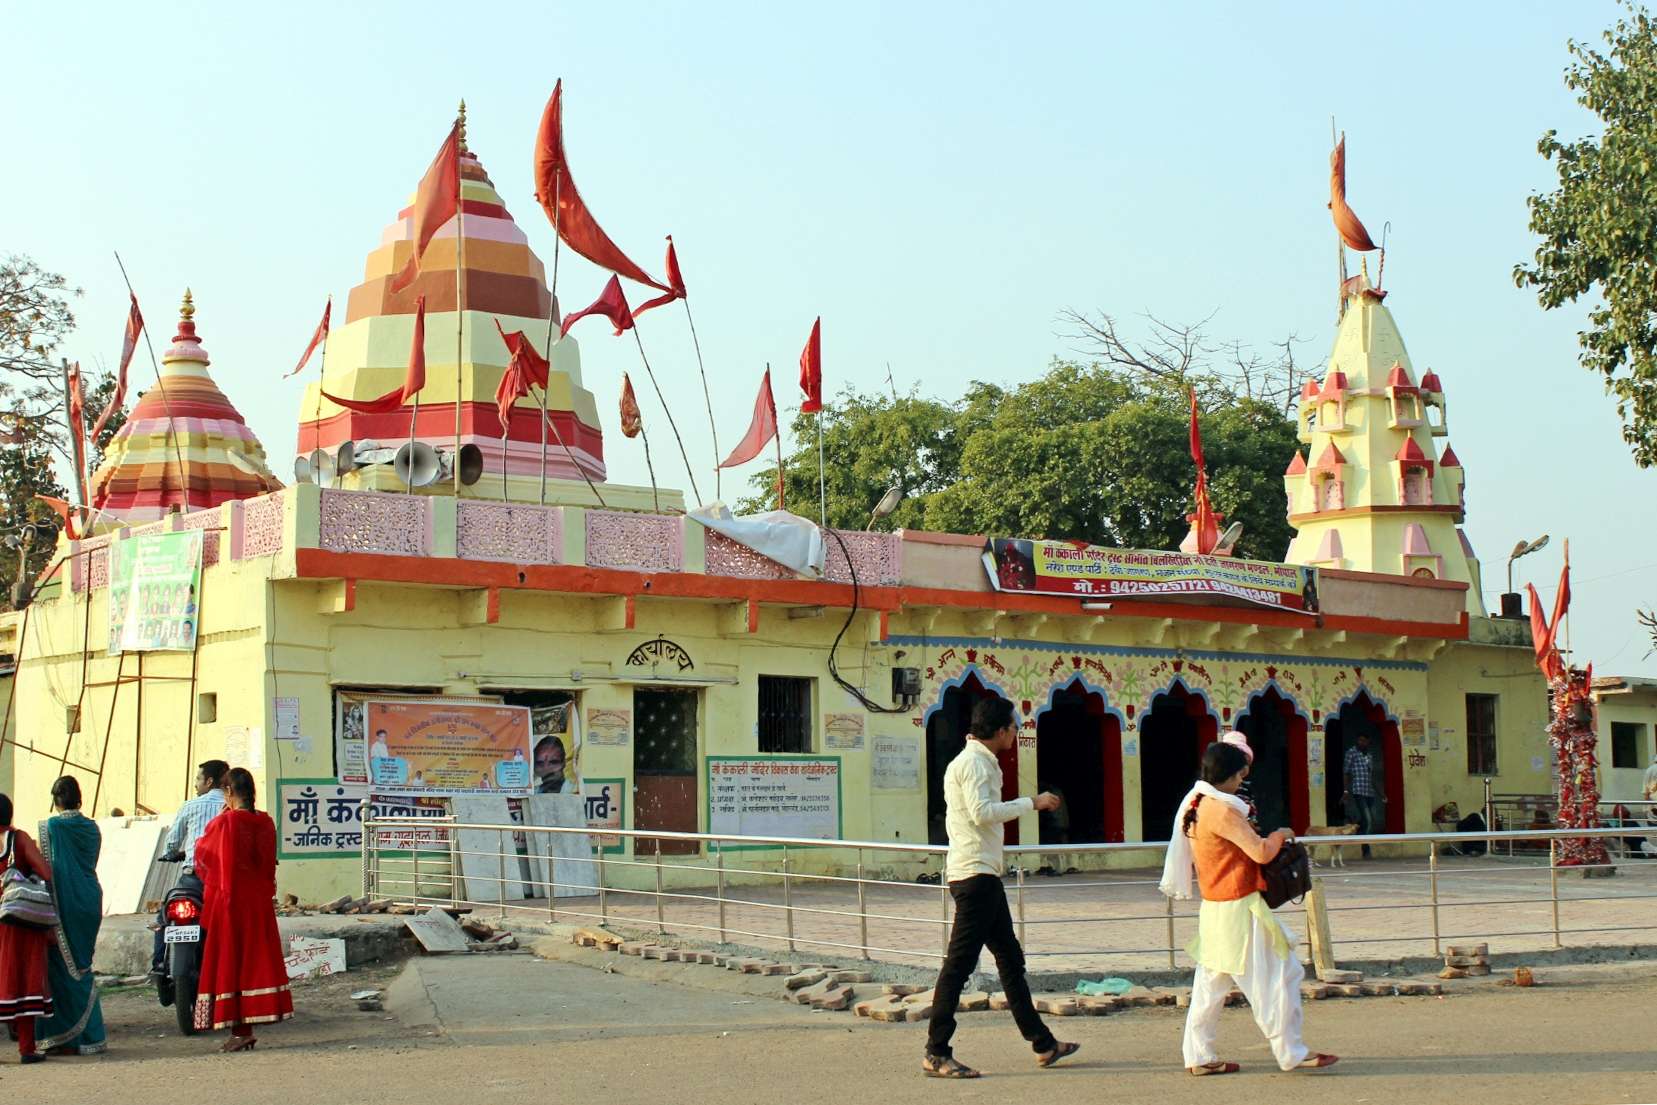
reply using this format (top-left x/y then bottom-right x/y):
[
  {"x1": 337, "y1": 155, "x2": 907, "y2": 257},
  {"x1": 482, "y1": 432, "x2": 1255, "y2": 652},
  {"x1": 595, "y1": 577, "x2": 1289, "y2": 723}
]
[
  {"x1": 365, "y1": 699, "x2": 534, "y2": 797},
  {"x1": 107, "y1": 530, "x2": 204, "y2": 652},
  {"x1": 983, "y1": 539, "x2": 1319, "y2": 613}
]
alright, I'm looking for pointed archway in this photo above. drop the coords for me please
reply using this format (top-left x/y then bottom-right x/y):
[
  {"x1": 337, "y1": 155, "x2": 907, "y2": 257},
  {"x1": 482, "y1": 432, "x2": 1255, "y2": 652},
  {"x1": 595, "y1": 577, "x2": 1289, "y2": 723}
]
[
  {"x1": 1035, "y1": 679, "x2": 1124, "y2": 844},
  {"x1": 1235, "y1": 686, "x2": 1310, "y2": 833},
  {"x1": 1324, "y1": 690, "x2": 1405, "y2": 833},
  {"x1": 925, "y1": 671, "x2": 1019, "y2": 845},
  {"x1": 1139, "y1": 681, "x2": 1218, "y2": 841}
]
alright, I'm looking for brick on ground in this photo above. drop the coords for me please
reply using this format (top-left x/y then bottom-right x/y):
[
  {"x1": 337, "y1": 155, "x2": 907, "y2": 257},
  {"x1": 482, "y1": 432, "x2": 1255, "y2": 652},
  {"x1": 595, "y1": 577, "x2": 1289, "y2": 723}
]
[
  {"x1": 855, "y1": 995, "x2": 907, "y2": 1020},
  {"x1": 901, "y1": 989, "x2": 935, "y2": 1006},
  {"x1": 1359, "y1": 981, "x2": 1398, "y2": 997},
  {"x1": 1464, "y1": 963, "x2": 1491, "y2": 976},
  {"x1": 785, "y1": 969, "x2": 829, "y2": 991},
  {"x1": 1445, "y1": 943, "x2": 1488, "y2": 958},
  {"x1": 903, "y1": 1002, "x2": 934, "y2": 1022},
  {"x1": 883, "y1": 983, "x2": 925, "y2": 997},
  {"x1": 958, "y1": 991, "x2": 991, "y2": 1012},
  {"x1": 1078, "y1": 995, "x2": 1119, "y2": 1015},
  {"x1": 1325, "y1": 983, "x2": 1363, "y2": 997},
  {"x1": 1396, "y1": 981, "x2": 1442, "y2": 996},
  {"x1": 1439, "y1": 967, "x2": 1468, "y2": 979},
  {"x1": 1300, "y1": 983, "x2": 1331, "y2": 1000},
  {"x1": 811, "y1": 986, "x2": 855, "y2": 1012},
  {"x1": 1444, "y1": 954, "x2": 1488, "y2": 968},
  {"x1": 828, "y1": 970, "x2": 873, "y2": 984},
  {"x1": 793, "y1": 979, "x2": 841, "y2": 1006},
  {"x1": 1317, "y1": 968, "x2": 1362, "y2": 983},
  {"x1": 988, "y1": 993, "x2": 1010, "y2": 1011},
  {"x1": 1034, "y1": 997, "x2": 1080, "y2": 1016}
]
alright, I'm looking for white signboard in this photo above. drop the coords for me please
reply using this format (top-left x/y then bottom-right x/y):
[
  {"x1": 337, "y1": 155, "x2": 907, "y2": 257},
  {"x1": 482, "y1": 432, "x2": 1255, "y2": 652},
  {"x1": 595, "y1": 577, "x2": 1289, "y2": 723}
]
[
  {"x1": 285, "y1": 936, "x2": 347, "y2": 979},
  {"x1": 871, "y1": 737, "x2": 920, "y2": 790},
  {"x1": 707, "y1": 757, "x2": 841, "y2": 844}
]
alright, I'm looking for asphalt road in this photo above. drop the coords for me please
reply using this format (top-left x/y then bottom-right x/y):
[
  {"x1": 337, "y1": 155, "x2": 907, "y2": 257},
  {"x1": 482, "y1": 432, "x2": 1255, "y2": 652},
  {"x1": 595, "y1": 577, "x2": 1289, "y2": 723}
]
[{"x1": 7, "y1": 955, "x2": 1656, "y2": 1104}]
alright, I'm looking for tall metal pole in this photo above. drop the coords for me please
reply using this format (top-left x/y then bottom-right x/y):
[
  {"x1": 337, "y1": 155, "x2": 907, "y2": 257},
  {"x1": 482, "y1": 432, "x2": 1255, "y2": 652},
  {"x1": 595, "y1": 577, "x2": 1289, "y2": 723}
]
[
  {"x1": 769, "y1": 365, "x2": 785, "y2": 513},
  {"x1": 453, "y1": 102, "x2": 467, "y2": 497},
  {"x1": 816, "y1": 409, "x2": 827, "y2": 527},
  {"x1": 113, "y1": 253, "x2": 188, "y2": 510}
]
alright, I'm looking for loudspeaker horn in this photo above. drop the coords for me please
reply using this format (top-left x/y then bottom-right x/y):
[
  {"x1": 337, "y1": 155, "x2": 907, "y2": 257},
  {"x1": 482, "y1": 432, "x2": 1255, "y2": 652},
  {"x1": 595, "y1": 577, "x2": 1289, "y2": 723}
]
[
  {"x1": 293, "y1": 455, "x2": 313, "y2": 484},
  {"x1": 457, "y1": 443, "x2": 484, "y2": 486},
  {"x1": 336, "y1": 440, "x2": 357, "y2": 475},
  {"x1": 395, "y1": 441, "x2": 441, "y2": 488},
  {"x1": 308, "y1": 448, "x2": 336, "y2": 488}
]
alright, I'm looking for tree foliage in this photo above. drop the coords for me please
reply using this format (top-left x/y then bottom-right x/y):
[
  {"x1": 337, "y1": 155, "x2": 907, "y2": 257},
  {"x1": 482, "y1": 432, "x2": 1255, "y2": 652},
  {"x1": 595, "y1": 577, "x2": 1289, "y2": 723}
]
[
  {"x1": 0, "y1": 432, "x2": 69, "y2": 608},
  {"x1": 741, "y1": 360, "x2": 1299, "y2": 561},
  {"x1": 1516, "y1": 3, "x2": 1657, "y2": 466}
]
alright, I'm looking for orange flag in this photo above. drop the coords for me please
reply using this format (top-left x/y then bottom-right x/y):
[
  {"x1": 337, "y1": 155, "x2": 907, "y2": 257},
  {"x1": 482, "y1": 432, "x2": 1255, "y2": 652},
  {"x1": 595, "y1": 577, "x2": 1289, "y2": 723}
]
[
  {"x1": 93, "y1": 294, "x2": 143, "y2": 441},
  {"x1": 630, "y1": 236, "x2": 688, "y2": 321},
  {"x1": 799, "y1": 317, "x2": 822, "y2": 414},
  {"x1": 1329, "y1": 134, "x2": 1378, "y2": 252},
  {"x1": 619, "y1": 373, "x2": 643, "y2": 439},
  {"x1": 389, "y1": 123, "x2": 462, "y2": 294},
  {"x1": 36, "y1": 494, "x2": 81, "y2": 541},
  {"x1": 560, "y1": 276, "x2": 635, "y2": 338},
  {"x1": 719, "y1": 369, "x2": 778, "y2": 469},
  {"x1": 1188, "y1": 388, "x2": 1218, "y2": 554},
  {"x1": 323, "y1": 296, "x2": 427, "y2": 413},
  {"x1": 285, "y1": 297, "x2": 331, "y2": 379}
]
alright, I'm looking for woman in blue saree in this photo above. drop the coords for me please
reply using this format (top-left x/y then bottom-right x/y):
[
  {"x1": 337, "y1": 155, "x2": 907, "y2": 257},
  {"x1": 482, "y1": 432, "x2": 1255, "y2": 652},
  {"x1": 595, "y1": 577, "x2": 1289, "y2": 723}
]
[{"x1": 37, "y1": 776, "x2": 106, "y2": 1056}]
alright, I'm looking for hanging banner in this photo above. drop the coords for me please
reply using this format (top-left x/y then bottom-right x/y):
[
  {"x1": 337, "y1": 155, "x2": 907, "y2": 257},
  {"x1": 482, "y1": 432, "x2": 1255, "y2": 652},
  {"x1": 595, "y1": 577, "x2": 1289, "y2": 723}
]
[
  {"x1": 366, "y1": 699, "x2": 534, "y2": 796},
  {"x1": 107, "y1": 530, "x2": 204, "y2": 652},
  {"x1": 983, "y1": 539, "x2": 1319, "y2": 613},
  {"x1": 335, "y1": 691, "x2": 503, "y2": 785}
]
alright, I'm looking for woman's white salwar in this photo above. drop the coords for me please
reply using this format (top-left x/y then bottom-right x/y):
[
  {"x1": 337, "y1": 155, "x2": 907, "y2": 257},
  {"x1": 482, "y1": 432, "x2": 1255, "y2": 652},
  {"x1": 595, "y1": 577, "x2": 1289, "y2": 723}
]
[{"x1": 1180, "y1": 892, "x2": 1309, "y2": 1072}]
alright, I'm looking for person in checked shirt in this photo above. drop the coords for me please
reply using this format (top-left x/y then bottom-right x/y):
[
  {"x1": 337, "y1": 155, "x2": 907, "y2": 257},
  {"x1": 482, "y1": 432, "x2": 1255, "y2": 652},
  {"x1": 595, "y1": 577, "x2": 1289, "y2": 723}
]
[
  {"x1": 150, "y1": 759, "x2": 229, "y2": 977},
  {"x1": 921, "y1": 698, "x2": 1079, "y2": 1079},
  {"x1": 1341, "y1": 733, "x2": 1382, "y2": 859}
]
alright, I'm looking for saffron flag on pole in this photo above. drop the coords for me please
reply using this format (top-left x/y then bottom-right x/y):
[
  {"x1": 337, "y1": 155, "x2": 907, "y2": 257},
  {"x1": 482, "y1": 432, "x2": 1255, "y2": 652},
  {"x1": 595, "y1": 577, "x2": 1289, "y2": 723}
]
[
  {"x1": 389, "y1": 123, "x2": 462, "y2": 294},
  {"x1": 323, "y1": 296, "x2": 428, "y2": 413},
  {"x1": 92, "y1": 293, "x2": 143, "y2": 441},
  {"x1": 1188, "y1": 388, "x2": 1218, "y2": 555},
  {"x1": 66, "y1": 360, "x2": 90, "y2": 498},
  {"x1": 36, "y1": 495, "x2": 81, "y2": 541},
  {"x1": 719, "y1": 369, "x2": 779, "y2": 469},
  {"x1": 285, "y1": 297, "x2": 331, "y2": 379},
  {"x1": 799, "y1": 317, "x2": 822, "y2": 414},
  {"x1": 1528, "y1": 551, "x2": 1572, "y2": 682},
  {"x1": 1329, "y1": 134, "x2": 1378, "y2": 252},
  {"x1": 630, "y1": 236, "x2": 688, "y2": 321},
  {"x1": 619, "y1": 373, "x2": 643, "y2": 439},
  {"x1": 560, "y1": 275, "x2": 635, "y2": 337},
  {"x1": 534, "y1": 81, "x2": 671, "y2": 293},
  {"x1": 493, "y1": 319, "x2": 550, "y2": 389}
]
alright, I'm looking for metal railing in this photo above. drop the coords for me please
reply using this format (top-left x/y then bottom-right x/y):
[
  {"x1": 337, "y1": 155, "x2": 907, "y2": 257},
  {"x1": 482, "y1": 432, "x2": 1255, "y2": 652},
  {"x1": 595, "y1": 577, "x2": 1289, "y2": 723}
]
[{"x1": 363, "y1": 816, "x2": 1657, "y2": 971}]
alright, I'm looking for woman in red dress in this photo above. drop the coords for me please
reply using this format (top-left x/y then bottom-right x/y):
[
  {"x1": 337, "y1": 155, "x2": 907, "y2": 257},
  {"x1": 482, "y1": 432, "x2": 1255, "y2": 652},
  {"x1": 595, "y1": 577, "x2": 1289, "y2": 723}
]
[
  {"x1": 0, "y1": 793, "x2": 52, "y2": 1064},
  {"x1": 192, "y1": 769, "x2": 292, "y2": 1051}
]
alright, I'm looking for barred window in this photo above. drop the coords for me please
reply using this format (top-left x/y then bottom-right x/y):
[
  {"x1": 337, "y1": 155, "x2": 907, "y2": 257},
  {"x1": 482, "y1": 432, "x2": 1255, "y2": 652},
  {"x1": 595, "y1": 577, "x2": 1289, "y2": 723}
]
[
  {"x1": 1466, "y1": 693, "x2": 1498, "y2": 775},
  {"x1": 758, "y1": 676, "x2": 813, "y2": 754}
]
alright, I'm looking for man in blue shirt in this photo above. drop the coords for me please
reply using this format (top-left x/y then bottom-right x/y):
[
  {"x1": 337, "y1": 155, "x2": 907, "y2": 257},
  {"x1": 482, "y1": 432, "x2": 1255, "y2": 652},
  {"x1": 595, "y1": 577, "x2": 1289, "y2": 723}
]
[
  {"x1": 150, "y1": 759, "x2": 228, "y2": 976},
  {"x1": 1341, "y1": 734, "x2": 1382, "y2": 859}
]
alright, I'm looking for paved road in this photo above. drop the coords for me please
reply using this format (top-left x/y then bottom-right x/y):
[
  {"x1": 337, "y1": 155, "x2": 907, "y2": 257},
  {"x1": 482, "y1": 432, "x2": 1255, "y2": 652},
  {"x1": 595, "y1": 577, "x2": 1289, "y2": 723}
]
[{"x1": 11, "y1": 955, "x2": 1656, "y2": 1103}]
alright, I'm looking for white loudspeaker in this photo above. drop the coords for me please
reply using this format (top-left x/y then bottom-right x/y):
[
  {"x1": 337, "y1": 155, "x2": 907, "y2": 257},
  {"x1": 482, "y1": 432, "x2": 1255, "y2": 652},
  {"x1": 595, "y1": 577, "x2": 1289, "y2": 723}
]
[
  {"x1": 293, "y1": 455, "x2": 313, "y2": 484},
  {"x1": 336, "y1": 440, "x2": 357, "y2": 475},
  {"x1": 395, "y1": 442, "x2": 441, "y2": 488},
  {"x1": 308, "y1": 448, "x2": 336, "y2": 488}
]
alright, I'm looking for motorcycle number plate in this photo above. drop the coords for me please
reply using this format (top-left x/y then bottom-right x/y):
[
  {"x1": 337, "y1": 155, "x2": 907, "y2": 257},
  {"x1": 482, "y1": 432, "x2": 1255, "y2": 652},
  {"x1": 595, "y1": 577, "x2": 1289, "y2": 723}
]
[{"x1": 165, "y1": 925, "x2": 201, "y2": 944}]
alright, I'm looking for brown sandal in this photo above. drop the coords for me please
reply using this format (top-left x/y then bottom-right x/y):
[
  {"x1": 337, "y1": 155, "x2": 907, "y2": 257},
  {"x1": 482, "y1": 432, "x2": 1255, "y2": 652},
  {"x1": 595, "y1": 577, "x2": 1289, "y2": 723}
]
[
  {"x1": 220, "y1": 1036, "x2": 257, "y2": 1053},
  {"x1": 1189, "y1": 1061, "x2": 1240, "y2": 1076},
  {"x1": 1297, "y1": 1053, "x2": 1339, "y2": 1069},
  {"x1": 922, "y1": 1055, "x2": 981, "y2": 1079},
  {"x1": 1037, "y1": 1041, "x2": 1081, "y2": 1068}
]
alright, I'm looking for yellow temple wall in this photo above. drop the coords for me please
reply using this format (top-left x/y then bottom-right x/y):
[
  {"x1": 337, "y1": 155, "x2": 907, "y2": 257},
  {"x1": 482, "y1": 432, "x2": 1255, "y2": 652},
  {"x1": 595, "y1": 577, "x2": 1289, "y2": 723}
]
[
  {"x1": 1596, "y1": 684, "x2": 1657, "y2": 803},
  {"x1": 1423, "y1": 634, "x2": 1552, "y2": 821}
]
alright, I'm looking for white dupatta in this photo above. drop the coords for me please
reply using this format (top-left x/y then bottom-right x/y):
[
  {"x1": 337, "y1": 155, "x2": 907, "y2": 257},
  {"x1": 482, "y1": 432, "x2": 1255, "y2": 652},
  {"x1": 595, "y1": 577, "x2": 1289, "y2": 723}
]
[{"x1": 1158, "y1": 782, "x2": 1251, "y2": 900}]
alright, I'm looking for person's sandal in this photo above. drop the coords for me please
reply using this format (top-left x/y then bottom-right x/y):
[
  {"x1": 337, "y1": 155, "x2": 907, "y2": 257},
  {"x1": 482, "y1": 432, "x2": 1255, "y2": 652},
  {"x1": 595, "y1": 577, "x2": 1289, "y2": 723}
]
[
  {"x1": 220, "y1": 1036, "x2": 257, "y2": 1054},
  {"x1": 1037, "y1": 1041, "x2": 1081, "y2": 1068},
  {"x1": 1189, "y1": 1061, "x2": 1240, "y2": 1075},
  {"x1": 922, "y1": 1055, "x2": 980, "y2": 1078},
  {"x1": 19, "y1": 1052, "x2": 46, "y2": 1065},
  {"x1": 1296, "y1": 1053, "x2": 1339, "y2": 1070}
]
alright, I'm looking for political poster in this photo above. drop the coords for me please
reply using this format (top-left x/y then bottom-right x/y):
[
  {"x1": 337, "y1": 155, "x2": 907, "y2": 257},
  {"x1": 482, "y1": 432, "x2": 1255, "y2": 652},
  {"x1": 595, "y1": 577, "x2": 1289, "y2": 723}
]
[
  {"x1": 365, "y1": 699, "x2": 534, "y2": 796},
  {"x1": 983, "y1": 539, "x2": 1319, "y2": 613},
  {"x1": 334, "y1": 691, "x2": 503, "y2": 786},
  {"x1": 107, "y1": 530, "x2": 204, "y2": 653}
]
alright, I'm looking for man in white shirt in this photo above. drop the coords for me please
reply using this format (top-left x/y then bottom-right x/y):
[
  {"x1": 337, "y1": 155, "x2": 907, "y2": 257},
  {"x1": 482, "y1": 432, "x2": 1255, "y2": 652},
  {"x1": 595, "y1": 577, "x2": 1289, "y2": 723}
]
[
  {"x1": 151, "y1": 759, "x2": 228, "y2": 976},
  {"x1": 922, "y1": 698, "x2": 1078, "y2": 1079}
]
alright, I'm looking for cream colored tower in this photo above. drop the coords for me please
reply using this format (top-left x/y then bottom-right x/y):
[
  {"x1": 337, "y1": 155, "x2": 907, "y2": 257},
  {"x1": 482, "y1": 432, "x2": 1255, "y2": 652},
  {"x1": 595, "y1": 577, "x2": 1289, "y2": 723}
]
[{"x1": 1283, "y1": 277, "x2": 1484, "y2": 616}]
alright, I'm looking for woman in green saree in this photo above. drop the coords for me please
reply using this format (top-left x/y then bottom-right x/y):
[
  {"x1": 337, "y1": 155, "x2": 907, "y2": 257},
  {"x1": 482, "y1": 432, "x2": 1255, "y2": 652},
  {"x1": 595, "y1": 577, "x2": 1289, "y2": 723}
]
[{"x1": 37, "y1": 776, "x2": 106, "y2": 1056}]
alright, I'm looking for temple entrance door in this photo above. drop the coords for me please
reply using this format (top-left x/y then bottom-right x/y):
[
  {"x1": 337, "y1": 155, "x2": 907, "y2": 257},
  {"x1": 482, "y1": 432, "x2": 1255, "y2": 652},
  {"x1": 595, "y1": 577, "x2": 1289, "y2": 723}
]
[
  {"x1": 1035, "y1": 681, "x2": 1124, "y2": 844},
  {"x1": 1324, "y1": 691, "x2": 1405, "y2": 832},
  {"x1": 926, "y1": 674, "x2": 1017, "y2": 846},
  {"x1": 634, "y1": 687, "x2": 700, "y2": 856},
  {"x1": 1139, "y1": 683, "x2": 1216, "y2": 841},
  {"x1": 1236, "y1": 687, "x2": 1310, "y2": 833}
]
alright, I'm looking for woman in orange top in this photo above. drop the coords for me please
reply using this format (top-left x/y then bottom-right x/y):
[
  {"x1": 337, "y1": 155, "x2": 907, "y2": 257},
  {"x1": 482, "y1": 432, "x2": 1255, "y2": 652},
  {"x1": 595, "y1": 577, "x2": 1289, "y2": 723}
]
[{"x1": 1171, "y1": 742, "x2": 1337, "y2": 1075}]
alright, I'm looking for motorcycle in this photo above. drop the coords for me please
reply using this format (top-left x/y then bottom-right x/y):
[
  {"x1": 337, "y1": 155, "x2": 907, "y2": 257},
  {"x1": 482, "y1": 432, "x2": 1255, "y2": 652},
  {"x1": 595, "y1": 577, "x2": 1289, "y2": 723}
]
[{"x1": 152, "y1": 851, "x2": 205, "y2": 1037}]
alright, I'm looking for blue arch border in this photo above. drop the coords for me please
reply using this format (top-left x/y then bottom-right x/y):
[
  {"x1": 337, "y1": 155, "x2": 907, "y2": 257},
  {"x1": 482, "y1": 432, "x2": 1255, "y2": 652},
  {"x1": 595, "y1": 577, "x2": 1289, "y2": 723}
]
[
  {"x1": 1031, "y1": 672, "x2": 1129, "y2": 729},
  {"x1": 1237, "y1": 678, "x2": 1313, "y2": 725},
  {"x1": 921, "y1": 664, "x2": 1017, "y2": 728}
]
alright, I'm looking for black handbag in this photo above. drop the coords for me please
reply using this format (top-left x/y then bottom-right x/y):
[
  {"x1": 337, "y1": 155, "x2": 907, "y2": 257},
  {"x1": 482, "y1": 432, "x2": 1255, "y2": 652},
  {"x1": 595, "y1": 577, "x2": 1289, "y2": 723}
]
[{"x1": 1260, "y1": 839, "x2": 1312, "y2": 909}]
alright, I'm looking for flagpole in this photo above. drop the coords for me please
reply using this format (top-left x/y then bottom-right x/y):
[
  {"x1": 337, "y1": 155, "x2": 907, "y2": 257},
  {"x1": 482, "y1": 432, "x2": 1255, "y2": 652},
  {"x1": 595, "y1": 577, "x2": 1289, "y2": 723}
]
[
  {"x1": 539, "y1": 170, "x2": 564, "y2": 506},
  {"x1": 638, "y1": 417, "x2": 661, "y2": 514},
  {"x1": 815, "y1": 408, "x2": 826, "y2": 526},
  {"x1": 453, "y1": 101, "x2": 467, "y2": 498},
  {"x1": 313, "y1": 299, "x2": 330, "y2": 461},
  {"x1": 631, "y1": 328, "x2": 701, "y2": 507},
  {"x1": 60, "y1": 360, "x2": 90, "y2": 516},
  {"x1": 113, "y1": 251, "x2": 187, "y2": 512},
  {"x1": 770, "y1": 364, "x2": 784, "y2": 513},
  {"x1": 680, "y1": 294, "x2": 721, "y2": 500}
]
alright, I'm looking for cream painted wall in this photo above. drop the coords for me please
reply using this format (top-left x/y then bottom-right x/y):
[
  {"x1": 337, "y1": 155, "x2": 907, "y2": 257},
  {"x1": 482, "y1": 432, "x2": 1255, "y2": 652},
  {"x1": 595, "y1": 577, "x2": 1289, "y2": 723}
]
[
  {"x1": 1596, "y1": 688, "x2": 1657, "y2": 803},
  {"x1": 1423, "y1": 639, "x2": 1552, "y2": 821}
]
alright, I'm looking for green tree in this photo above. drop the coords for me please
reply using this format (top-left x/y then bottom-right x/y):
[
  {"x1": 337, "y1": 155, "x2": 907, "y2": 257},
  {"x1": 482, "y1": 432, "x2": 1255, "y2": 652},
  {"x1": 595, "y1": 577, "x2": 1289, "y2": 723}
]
[
  {"x1": 741, "y1": 360, "x2": 1300, "y2": 560},
  {"x1": 1, "y1": 255, "x2": 81, "y2": 451},
  {"x1": 1516, "y1": 4, "x2": 1657, "y2": 465},
  {"x1": 0, "y1": 428, "x2": 69, "y2": 607}
]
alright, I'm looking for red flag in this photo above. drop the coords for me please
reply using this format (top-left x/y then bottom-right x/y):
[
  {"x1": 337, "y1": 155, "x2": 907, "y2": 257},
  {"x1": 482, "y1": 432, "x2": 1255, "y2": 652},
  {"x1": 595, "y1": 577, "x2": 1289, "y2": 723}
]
[
  {"x1": 285, "y1": 297, "x2": 331, "y2": 379},
  {"x1": 323, "y1": 296, "x2": 428, "y2": 413},
  {"x1": 799, "y1": 317, "x2": 822, "y2": 414},
  {"x1": 389, "y1": 123, "x2": 462, "y2": 294},
  {"x1": 36, "y1": 495, "x2": 81, "y2": 541},
  {"x1": 92, "y1": 293, "x2": 143, "y2": 442},
  {"x1": 1188, "y1": 388, "x2": 1218, "y2": 554},
  {"x1": 719, "y1": 369, "x2": 779, "y2": 468},
  {"x1": 1528, "y1": 582, "x2": 1564, "y2": 682},
  {"x1": 1550, "y1": 549, "x2": 1571, "y2": 639},
  {"x1": 1329, "y1": 134, "x2": 1378, "y2": 252},
  {"x1": 619, "y1": 373, "x2": 643, "y2": 439},
  {"x1": 630, "y1": 236, "x2": 689, "y2": 321},
  {"x1": 493, "y1": 319, "x2": 551, "y2": 389},
  {"x1": 561, "y1": 276, "x2": 635, "y2": 337},
  {"x1": 534, "y1": 82, "x2": 671, "y2": 293}
]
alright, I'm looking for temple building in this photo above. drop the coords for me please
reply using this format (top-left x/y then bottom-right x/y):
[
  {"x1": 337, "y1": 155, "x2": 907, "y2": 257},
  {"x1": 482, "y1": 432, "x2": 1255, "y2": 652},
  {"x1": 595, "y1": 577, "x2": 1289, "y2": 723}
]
[{"x1": 0, "y1": 122, "x2": 1594, "y2": 904}]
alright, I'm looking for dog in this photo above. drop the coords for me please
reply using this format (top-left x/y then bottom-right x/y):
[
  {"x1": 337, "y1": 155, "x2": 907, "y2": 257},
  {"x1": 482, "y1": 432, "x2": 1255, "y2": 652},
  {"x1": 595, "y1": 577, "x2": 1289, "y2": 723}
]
[{"x1": 1302, "y1": 823, "x2": 1359, "y2": 868}]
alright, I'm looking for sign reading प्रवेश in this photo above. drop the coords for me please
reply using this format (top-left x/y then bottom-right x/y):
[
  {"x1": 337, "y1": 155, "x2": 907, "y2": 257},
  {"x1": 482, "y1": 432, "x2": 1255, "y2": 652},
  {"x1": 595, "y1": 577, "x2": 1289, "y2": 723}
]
[{"x1": 983, "y1": 539, "x2": 1319, "y2": 613}]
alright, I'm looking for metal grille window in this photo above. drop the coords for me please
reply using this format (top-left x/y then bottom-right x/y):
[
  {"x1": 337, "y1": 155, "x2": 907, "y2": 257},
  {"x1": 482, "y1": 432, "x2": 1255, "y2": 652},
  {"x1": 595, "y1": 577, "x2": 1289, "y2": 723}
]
[
  {"x1": 758, "y1": 676, "x2": 813, "y2": 754},
  {"x1": 1466, "y1": 693, "x2": 1498, "y2": 775},
  {"x1": 1611, "y1": 722, "x2": 1646, "y2": 770}
]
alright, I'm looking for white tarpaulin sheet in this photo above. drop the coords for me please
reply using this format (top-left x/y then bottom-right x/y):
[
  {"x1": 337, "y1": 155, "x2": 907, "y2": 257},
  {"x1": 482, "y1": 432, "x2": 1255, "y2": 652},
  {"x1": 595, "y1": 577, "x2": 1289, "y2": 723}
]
[{"x1": 688, "y1": 504, "x2": 825, "y2": 577}]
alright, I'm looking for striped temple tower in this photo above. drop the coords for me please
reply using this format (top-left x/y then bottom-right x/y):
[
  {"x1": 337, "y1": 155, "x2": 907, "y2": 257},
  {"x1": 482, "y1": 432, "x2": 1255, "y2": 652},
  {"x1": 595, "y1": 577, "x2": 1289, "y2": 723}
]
[
  {"x1": 89, "y1": 290, "x2": 283, "y2": 524},
  {"x1": 295, "y1": 111, "x2": 671, "y2": 510}
]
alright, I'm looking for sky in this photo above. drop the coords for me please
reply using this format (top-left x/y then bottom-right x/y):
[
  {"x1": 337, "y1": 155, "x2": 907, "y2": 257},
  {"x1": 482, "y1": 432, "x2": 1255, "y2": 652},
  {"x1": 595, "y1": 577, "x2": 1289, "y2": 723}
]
[{"x1": 6, "y1": 1, "x2": 1654, "y2": 672}]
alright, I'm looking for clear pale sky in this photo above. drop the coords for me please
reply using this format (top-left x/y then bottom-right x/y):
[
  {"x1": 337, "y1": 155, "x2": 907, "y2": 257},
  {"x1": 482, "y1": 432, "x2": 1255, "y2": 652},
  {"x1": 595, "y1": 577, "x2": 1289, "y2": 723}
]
[{"x1": 7, "y1": 2, "x2": 1652, "y2": 672}]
